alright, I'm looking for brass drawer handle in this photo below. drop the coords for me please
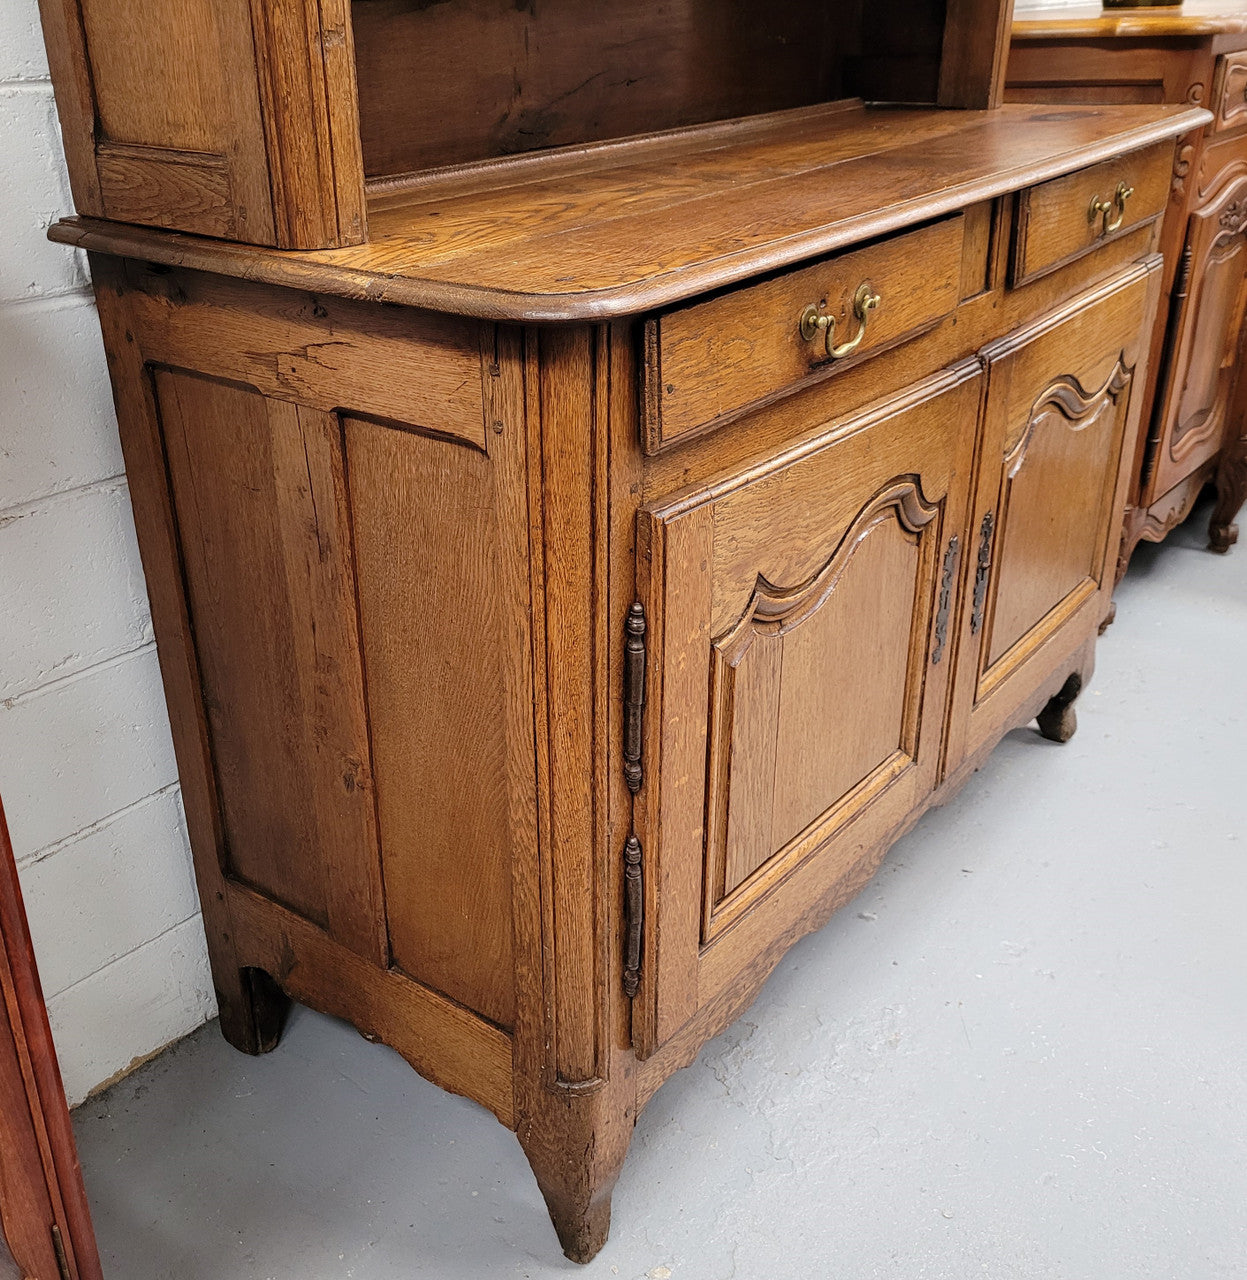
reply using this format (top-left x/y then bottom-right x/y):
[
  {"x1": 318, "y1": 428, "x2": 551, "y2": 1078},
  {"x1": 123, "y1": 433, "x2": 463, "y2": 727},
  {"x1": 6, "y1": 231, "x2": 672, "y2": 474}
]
[
  {"x1": 800, "y1": 281, "x2": 882, "y2": 361},
  {"x1": 1088, "y1": 181, "x2": 1135, "y2": 236}
]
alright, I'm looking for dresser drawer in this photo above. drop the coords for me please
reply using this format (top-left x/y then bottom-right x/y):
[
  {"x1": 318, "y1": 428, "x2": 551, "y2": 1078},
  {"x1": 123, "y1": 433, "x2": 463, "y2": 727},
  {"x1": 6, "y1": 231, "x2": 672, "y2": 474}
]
[
  {"x1": 642, "y1": 217, "x2": 964, "y2": 453},
  {"x1": 1214, "y1": 53, "x2": 1247, "y2": 134},
  {"x1": 1010, "y1": 142, "x2": 1170, "y2": 286}
]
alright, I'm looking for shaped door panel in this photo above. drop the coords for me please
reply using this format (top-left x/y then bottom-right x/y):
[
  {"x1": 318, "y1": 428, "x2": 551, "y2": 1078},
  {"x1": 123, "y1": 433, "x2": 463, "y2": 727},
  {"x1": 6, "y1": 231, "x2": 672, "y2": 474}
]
[
  {"x1": 635, "y1": 363, "x2": 981, "y2": 1054},
  {"x1": 949, "y1": 261, "x2": 1159, "y2": 768}
]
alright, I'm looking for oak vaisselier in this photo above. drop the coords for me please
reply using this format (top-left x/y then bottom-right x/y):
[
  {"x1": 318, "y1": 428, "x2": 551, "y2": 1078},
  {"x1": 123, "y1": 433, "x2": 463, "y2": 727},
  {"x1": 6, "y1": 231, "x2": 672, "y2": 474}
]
[{"x1": 37, "y1": 0, "x2": 1209, "y2": 1261}]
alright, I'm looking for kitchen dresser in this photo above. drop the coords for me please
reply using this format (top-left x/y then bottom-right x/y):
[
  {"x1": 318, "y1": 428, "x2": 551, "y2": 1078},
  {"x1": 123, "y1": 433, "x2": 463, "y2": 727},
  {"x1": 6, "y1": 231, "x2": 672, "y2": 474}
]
[
  {"x1": 37, "y1": 0, "x2": 1208, "y2": 1261},
  {"x1": 1010, "y1": 1, "x2": 1247, "y2": 569}
]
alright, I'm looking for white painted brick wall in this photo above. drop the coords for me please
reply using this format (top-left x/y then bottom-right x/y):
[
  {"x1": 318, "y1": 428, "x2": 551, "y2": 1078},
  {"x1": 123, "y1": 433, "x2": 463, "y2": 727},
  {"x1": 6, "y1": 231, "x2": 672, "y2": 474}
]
[{"x1": 0, "y1": 0, "x2": 216, "y2": 1104}]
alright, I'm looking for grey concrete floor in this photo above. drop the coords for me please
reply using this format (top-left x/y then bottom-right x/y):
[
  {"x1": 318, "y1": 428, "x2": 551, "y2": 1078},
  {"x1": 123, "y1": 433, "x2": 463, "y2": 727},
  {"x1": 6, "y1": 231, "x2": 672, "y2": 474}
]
[{"x1": 72, "y1": 497, "x2": 1247, "y2": 1280}]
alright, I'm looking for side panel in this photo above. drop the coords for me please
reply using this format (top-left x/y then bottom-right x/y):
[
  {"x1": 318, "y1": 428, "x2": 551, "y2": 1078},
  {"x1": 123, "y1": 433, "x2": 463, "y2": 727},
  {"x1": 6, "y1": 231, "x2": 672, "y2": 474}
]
[
  {"x1": 346, "y1": 417, "x2": 516, "y2": 1030},
  {"x1": 110, "y1": 267, "x2": 522, "y2": 1042},
  {"x1": 156, "y1": 372, "x2": 386, "y2": 960}
]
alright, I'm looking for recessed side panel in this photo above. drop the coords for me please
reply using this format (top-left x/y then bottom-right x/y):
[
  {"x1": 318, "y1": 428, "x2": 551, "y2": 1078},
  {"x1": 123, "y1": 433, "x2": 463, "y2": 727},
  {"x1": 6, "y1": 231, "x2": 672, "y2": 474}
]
[
  {"x1": 155, "y1": 371, "x2": 386, "y2": 961},
  {"x1": 345, "y1": 419, "x2": 516, "y2": 1031},
  {"x1": 72, "y1": 0, "x2": 276, "y2": 241}
]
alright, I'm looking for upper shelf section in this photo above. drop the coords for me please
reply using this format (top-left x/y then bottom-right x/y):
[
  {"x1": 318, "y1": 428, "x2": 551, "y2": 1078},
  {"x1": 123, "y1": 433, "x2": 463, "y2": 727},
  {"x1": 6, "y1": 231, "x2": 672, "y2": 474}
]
[
  {"x1": 1013, "y1": 0, "x2": 1247, "y2": 40},
  {"x1": 37, "y1": 0, "x2": 1014, "y2": 250},
  {"x1": 51, "y1": 100, "x2": 1209, "y2": 322}
]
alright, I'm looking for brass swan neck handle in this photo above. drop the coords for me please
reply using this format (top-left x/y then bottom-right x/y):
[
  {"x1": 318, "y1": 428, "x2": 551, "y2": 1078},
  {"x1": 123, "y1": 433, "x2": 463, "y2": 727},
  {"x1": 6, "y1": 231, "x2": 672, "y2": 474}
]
[{"x1": 800, "y1": 281, "x2": 882, "y2": 362}]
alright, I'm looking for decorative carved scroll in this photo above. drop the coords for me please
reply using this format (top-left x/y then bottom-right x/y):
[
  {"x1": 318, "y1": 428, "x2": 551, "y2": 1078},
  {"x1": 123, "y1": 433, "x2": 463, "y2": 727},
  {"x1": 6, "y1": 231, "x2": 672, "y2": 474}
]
[
  {"x1": 704, "y1": 478, "x2": 940, "y2": 918},
  {"x1": 713, "y1": 480, "x2": 939, "y2": 655},
  {"x1": 1007, "y1": 359, "x2": 1133, "y2": 478}
]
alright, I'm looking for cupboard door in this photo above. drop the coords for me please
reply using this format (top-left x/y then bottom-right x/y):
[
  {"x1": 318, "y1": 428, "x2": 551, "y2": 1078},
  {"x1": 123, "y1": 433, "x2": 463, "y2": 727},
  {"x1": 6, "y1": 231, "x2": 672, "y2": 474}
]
[
  {"x1": 949, "y1": 261, "x2": 1159, "y2": 768},
  {"x1": 635, "y1": 363, "x2": 981, "y2": 1054},
  {"x1": 1145, "y1": 169, "x2": 1247, "y2": 506}
]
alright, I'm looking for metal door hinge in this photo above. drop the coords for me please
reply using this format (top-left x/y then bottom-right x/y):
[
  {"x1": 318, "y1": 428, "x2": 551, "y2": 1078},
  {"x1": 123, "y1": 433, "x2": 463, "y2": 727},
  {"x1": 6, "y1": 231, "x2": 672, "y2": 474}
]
[
  {"x1": 932, "y1": 534, "x2": 959, "y2": 664},
  {"x1": 623, "y1": 602, "x2": 647, "y2": 793},
  {"x1": 622, "y1": 834, "x2": 644, "y2": 998},
  {"x1": 971, "y1": 511, "x2": 996, "y2": 636},
  {"x1": 51, "y1": 1223, "x2": 71, "y2": 1280}
]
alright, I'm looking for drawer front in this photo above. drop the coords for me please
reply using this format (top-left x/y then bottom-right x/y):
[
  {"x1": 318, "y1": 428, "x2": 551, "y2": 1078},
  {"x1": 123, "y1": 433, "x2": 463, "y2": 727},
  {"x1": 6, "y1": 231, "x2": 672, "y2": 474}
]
[
  {"x1": 1214, "y1": 53, "x2": 1247, "y2": 134},
  {"x1": 633, "y1": 361, "x2": 980, "y2": 1055},
  {"x1": 642, "y1": 217, "x2": 964, "y2": 453},
  {"x1": 1011, "y1": 142, "x2": 1170, "y2": 286}
]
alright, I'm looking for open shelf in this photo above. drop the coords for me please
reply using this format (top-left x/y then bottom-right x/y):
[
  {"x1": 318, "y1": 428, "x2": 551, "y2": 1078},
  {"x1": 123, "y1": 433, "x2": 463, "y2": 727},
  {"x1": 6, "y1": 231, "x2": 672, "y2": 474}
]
[{"x1": 53, "y1": 100, "x2": 1206, "y2": 321}]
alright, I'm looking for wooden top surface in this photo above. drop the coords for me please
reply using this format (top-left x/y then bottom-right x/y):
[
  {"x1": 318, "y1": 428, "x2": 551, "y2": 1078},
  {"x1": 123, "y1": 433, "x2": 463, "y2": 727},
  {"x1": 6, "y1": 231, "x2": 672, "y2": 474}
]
[
  {"x1": 1013, "y1": 0, "x2": 1247, "y2": 39},
  {"x1": 52, "y1": 100, "x2": 1209, "y2": 322}
]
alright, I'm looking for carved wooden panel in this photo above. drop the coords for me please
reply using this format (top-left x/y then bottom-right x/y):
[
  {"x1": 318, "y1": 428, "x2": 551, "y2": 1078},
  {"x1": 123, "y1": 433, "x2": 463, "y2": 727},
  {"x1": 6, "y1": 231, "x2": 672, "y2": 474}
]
[
  {"x1": 706, "y1": 484, "x2": 935, "y2": 925},
  {"x1": 949, "y1": 263, "x2": 1156, "y2": 771},
  {"x1": 1146, "y1": 169, "x2": 1247, "y2": 505},
  {"x1": 635, "y1": 362, "x2": 981, "y2": 1054},
  {"x1": 1213, "y1": 52, "x2": 1247, "y2": 134},
  {"x1": 986, "y1": 361, "x2": 1131, "y2": 666}
]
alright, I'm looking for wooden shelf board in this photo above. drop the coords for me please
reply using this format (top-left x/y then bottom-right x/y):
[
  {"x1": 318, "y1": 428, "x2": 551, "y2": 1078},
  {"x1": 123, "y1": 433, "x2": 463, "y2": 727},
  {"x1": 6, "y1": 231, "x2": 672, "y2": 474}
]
[
  {"x1": 52, "y1": 101, "x2": 1209, "y2": 321},
  {"x1": 1013, "y1": 0, "x2": 1247, "y2": 41}
]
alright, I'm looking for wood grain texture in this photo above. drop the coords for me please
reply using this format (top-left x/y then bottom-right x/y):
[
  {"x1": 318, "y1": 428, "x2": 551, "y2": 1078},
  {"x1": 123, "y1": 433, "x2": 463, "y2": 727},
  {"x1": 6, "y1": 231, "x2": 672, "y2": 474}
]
[
  {"x1": 1004, "y1": 26, "x2": 1247, "y2": 575},
  {"x1": 529, "y1": 327, "x2": 610, "y2": 1085},
  {"x1": 644, "y1": 216, "x2": 964, "y2": 451},
  {"x1": 41, "y1": 0, "x2": 278, "y2": 243},
  {"x1": 947, "y1": 260, "x2": 1161, "y2": 772},
  {"x1": 37, "y1": 0, "x2": 366, "y2": 247},
  {"x1": 0, "y1": 801, "x2": 103, "y2": 1280},
  {"x1": 114, "y1": 264, "x2": 489, "y2": 448},
  {"x1": 940, "y1": 0, "x2": 1016, "y2": 109},
  {"x1": 1213, "y1": 50, "x2": 1247, "y2": 131},
  {"x1": 248, "y1": 0, "x2": 367, "y2": 247},
  {"x1": 1014, "y1": 0, "x2": 1247, "y2": 40},
  {"x1": 345, "y1": 414, "x2": 516, "y2": 1029},
  {"x1": 156, "y1": 372, "x2": 388, "y2": 961},
  {"x1": 1145, "y1": 161, "x2": 1247, "y2": 503},
  {"x1": 227, "y1": 882, "x2": 514, "y2": 1125},
  {"x1": 90, "y1": 259, "x2": 291, "y2": 1056},
  {"x1": 1011, "y1": 141, "x2": 1171, "y2": 285},
  {"x1": 96, "y1": 142, "x2": 237, "y2": 239},
  {"x1": 637, "y1": 363, "x2": 980, "y2": 1051},
  {"x1": 353, "y1": 0, "x2": 842, "y2": 178},
  {"x1": 51, "y1": 102, "x2": 1209, "y2": 320}
]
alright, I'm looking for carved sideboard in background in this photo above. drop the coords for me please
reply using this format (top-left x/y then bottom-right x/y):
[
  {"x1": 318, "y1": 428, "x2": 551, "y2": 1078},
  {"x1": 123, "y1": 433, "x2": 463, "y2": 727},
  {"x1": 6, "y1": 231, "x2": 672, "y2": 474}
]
[{"x1": 1010, "y1": 0, "x2": 1247, "y2": 566}]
